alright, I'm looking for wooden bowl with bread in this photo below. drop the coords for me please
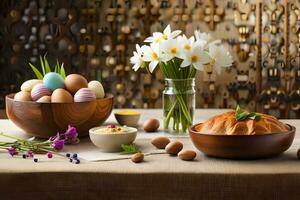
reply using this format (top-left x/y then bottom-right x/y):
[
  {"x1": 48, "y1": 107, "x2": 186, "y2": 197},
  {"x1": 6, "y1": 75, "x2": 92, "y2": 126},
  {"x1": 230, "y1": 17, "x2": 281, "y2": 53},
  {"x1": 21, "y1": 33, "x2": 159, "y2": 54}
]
[
  {"x1": 6, "y1": 93, "x2": 113, "y2": 138},
  {"x1": 189, "y1": 108, "x2": 295, "y2": 159}
]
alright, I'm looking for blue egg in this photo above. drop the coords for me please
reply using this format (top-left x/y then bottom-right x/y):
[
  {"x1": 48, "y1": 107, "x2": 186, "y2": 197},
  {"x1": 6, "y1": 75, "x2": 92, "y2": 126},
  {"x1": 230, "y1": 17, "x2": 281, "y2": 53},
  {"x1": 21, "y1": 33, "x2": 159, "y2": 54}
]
[{"x1": 43, "y1": 72, "x2": 65, "y2": 91}]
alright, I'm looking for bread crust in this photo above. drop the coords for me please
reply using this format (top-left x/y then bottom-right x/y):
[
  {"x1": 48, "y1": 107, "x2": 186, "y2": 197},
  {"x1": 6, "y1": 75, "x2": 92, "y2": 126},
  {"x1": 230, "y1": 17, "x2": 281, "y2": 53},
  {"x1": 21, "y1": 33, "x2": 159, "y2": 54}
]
[{"x1": 194, "y1": 111, "x2": 289, "y2": 135}]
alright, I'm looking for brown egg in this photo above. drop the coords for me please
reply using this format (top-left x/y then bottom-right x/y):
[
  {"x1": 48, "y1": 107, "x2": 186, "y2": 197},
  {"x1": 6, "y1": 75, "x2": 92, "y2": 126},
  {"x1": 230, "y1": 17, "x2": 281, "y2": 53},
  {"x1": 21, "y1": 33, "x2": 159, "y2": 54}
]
[
  {"x1": 37, "y1": 96, "x2": 51, "y2": 103},
  {"x1": 143, "y1": 118, "x2": 160, "y2": 132},
  {"x1": 51, "y1": 89, "x2": 73, "y2": 103},
  {"x1": 14, "y1": 91, "x2": 32, "y2": 101},
  {"x1": 64, "y1": 74, "x2": 88, "y2": 94}
]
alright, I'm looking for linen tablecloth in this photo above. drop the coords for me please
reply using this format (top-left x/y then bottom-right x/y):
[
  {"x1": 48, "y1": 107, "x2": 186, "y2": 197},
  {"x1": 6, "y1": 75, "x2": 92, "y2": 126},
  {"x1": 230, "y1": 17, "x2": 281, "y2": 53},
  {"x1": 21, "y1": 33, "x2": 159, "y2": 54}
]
[{"x1": 0, "y1": 109, "x2": 300, "y2": 200}]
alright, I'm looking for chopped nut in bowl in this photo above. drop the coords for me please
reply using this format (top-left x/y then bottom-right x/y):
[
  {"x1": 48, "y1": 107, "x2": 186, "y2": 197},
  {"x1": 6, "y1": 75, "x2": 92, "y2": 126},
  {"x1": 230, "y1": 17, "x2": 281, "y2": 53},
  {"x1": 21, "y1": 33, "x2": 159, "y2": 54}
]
[{"x1": 89, "y1": 125, "x2": 137, "y2": 152}]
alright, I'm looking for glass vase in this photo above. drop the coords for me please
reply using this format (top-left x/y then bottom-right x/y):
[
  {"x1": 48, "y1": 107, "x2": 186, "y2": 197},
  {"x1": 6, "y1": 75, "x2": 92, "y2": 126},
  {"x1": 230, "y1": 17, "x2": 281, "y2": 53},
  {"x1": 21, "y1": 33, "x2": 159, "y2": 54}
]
[{"x1": 163, "y1": 78, "x2": 195, "y2": 134}]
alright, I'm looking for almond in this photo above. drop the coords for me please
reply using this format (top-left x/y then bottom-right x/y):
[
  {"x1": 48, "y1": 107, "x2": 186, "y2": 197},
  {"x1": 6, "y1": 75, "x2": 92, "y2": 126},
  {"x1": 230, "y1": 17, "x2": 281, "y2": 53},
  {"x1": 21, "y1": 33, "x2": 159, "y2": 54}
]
[
  {"x1": 151, "y1": 136, "x2": 170, "y2": 149},
  {"x1": 165, "y1": 141, "x2": 183, "y2": 155},
  {"x1": 178, "y1": 150, "x2": 196, "y2": 161},
  {"x1": 143, "y1": 118, "x2": 160, "y2": 132},
  {"x1": 131, "y1": 152, "x2": 144, "y2": 163}
]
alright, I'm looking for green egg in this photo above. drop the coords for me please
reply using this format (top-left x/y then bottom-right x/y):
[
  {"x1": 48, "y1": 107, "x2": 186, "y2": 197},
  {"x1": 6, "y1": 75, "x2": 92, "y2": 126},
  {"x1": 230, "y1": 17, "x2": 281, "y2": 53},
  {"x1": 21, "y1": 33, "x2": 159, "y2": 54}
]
[{"x1": 43, "y1": 72, "x2": 65, "y2": 91}]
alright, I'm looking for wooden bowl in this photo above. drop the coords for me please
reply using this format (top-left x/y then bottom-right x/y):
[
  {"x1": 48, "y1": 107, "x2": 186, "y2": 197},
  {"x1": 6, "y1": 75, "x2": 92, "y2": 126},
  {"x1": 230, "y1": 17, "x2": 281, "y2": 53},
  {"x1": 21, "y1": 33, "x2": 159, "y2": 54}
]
[
  {"x1": 6, "y1": 93, "x2": 113, "y2": 138},
  {"x1": 189, "y1": 123, "x2": 295, "y2": 159}
]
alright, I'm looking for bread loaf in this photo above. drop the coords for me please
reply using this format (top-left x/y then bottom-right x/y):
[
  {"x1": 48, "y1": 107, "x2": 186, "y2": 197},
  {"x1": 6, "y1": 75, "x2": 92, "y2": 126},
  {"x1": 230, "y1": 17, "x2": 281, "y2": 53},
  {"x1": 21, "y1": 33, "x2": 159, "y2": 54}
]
[{"x1": 194, "y1": 111, "x2": 289, "y2": 135}]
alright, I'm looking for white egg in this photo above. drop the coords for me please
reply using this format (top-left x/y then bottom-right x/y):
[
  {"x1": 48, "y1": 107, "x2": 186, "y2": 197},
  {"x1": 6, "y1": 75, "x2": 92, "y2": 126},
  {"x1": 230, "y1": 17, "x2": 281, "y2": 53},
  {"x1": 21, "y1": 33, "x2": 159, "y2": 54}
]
[
  {"x1": 88, "y1": 80, "x2": 105, "y2": 99},
  {"x1": 20, "y1": 79, "x2": 43, "y2": 92}
]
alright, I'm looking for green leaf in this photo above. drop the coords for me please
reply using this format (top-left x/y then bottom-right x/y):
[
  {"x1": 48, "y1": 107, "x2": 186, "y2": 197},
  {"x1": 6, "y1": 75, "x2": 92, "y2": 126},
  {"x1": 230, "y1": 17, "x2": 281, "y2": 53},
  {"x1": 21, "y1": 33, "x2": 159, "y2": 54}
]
[
  {"x1": 235, "y1": 105, "x2": 261, "y2": 121},
  {"x1": 248, "y1": 112, "x2": 261, "y2": 121},
  {"x1": 29, "y1": 63, "x2": 43, "y2": 80},
  {"x1": 43, "y1": 55, "x2": 51, "y2": 74},
  {"x1": 236, "y1": 112, "x2": 248, "y2": 121},
  {"x1": 39, "y1": 56, "x2": 46, "y2": 76},
  {"x1": 235, "y1": 105, "x2": 243, "y2": 115},
  {"x1": 120, "y1": 144, "x2": 139, "y2": 154},
  {"x1": 60, "y1": 63, "x2": 66, "y2": 79}
]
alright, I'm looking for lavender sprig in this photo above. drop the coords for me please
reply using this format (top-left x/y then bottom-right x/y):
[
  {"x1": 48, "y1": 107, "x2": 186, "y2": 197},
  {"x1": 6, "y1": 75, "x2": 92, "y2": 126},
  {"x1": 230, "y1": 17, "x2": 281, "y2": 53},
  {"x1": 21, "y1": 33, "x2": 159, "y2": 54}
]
[{"x1": 0, "y1": 125, "x2": 80, "y2": 164}]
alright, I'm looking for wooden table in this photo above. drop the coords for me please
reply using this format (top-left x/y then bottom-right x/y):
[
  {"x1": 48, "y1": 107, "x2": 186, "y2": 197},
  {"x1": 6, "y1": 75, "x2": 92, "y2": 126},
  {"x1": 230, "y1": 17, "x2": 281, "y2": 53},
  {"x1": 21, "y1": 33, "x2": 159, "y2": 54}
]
[{"x1": 0, "y1": 109, "x2": 300, "y2": 200}]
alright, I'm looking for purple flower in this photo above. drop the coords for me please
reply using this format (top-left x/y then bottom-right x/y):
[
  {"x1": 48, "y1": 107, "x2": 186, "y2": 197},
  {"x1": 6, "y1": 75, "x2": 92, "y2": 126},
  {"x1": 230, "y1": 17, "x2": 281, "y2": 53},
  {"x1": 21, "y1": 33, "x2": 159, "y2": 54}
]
[
  {"x1": 7, "y1": 146, "x2": 17, "y2": 156},
  {"x1": 64, "y1": 125, "x2": 80, "y2": 145},
  {"x1": 52, "y1": 139, "x2": 65, "y2": 151},
  {"x1": 65, "y1": 125, "x2": 77, "y2": 137},
  {"x1": 49, "y1": 133, "x2": 60, "y2": 141}
]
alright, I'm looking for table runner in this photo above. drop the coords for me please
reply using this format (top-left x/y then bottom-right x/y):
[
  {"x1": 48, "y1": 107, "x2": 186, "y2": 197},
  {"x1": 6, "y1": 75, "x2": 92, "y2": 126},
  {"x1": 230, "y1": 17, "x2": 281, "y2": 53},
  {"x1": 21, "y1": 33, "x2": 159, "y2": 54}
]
[{"x1": 0, "y1": 109, "x2": 300, "y2": 199}]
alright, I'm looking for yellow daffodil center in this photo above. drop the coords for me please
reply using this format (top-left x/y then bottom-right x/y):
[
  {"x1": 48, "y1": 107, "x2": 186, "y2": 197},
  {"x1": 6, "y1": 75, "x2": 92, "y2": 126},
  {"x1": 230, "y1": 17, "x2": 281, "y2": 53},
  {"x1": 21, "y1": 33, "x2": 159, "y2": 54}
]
[
  {"x1": 184, "y1": 44, "x2": 191, "y2": 50},
  {"x1": 170, "y1": 47, "x2": 177, "y2": 54},
  {"x1": 162, "y1": 34, "x2": 168, "y2": 40},
  {"x1": 210, "y1": 58, "x2": 216, "y2": 65},
  {"x1": 154, "y1": 38, "x2": 161, "y2": 43},
  {"x1": 191, "y1": 55, "x2": 198, "y2": 63},
  {"x1": 152, "y1": 52, "x2": 158, "y2": 60}
]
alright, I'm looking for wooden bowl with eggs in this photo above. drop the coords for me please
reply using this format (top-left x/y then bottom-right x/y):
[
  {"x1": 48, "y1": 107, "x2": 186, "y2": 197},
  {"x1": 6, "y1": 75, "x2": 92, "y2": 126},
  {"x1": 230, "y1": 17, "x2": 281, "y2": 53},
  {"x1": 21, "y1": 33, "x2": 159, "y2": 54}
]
[
  {"x1": 6, "y1": 93, "x2": 113, "y2": 138},
  {"x1": 6, "y1": 73, "x2": 113, "y2": 138}
]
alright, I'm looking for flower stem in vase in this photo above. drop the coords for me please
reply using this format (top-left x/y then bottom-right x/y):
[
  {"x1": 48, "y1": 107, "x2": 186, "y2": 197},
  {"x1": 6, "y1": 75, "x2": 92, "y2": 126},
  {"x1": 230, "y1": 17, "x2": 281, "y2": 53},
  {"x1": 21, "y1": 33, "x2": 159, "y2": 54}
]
[{"x1": 163, "y1": 78, "x2": 195, "y2": 134}]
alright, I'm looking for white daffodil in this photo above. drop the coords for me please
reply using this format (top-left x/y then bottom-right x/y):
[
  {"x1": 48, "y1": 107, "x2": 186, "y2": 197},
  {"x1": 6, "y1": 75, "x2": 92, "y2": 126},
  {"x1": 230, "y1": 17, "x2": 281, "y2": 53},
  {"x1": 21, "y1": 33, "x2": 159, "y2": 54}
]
[
  {"x1": 177, "y1": 35, "x2": 195, "y2": 55},
  {"x1": 160, "y1": 38, "x2": 180, "y2": 62},
  {"x1": 130, "y1": 44, "x2": 144, "y2": 71},
  {"x1": 180, "y1": 42, "x2": 210, "y2": 70},
  {"x1": 142, "y1": 43, "x2": 161, "y2": 72},
  {"x1": 144, "y1": 25, "x2": 181, "y2": 44},
  {"x1": 194, "y1": 30, "x2": 221, "y2": 49},
  {"x1": 208, "y1": 44, "x2": 233, "y2": 73}
]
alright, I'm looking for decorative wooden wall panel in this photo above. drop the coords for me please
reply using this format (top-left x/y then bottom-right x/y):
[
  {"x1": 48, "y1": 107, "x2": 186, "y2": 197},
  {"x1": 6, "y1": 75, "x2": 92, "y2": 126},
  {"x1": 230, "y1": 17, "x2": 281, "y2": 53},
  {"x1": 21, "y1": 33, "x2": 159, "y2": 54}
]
[{"x1": 0, "y1": 0, "x2": 299, "y2": 118}]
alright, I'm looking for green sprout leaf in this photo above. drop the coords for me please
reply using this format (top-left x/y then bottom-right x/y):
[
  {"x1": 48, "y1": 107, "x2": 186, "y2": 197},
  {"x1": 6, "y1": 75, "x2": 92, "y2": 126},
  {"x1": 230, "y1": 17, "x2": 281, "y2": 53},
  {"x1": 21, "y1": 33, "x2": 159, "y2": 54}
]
[
  {"x1": 39, "y1": 56, "x2": 46, "y2": 76},
  {"x1": 121, "y1": 144, "x2": 140, "y2": 154},
  {"x1": 43, "y1": 55, "x2": 51, "y2": 74},
  {"x1": 29, "y1": 63, "x2": 43, "y2": 80},
  {"x1": 54, "y1": 64, "x2": 59, "y2": 73},
  {"x1": 29, "y1": 55, "x2": 68, "y2": 79},
  {"x1": 60, "y1": 63, "x2": 66, "y2": 79}
]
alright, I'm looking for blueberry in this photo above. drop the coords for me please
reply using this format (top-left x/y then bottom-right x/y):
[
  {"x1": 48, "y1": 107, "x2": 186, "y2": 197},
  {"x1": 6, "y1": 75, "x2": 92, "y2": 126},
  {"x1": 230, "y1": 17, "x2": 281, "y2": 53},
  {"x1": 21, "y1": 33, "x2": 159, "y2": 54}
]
[
  {"x1": 34, "y1": 158, "x2": 38, "y2": 162},
  {"x1": 22, "y1": 154, "x2": 27, "y2": 159},
  {"x1": 72, "y1": 153, "x2": 78, "y2": 158},
  {"x1": 69, "y1": 158, "x2": 73, "y2": 163},
  {"x1": 75, "y1": 159, "x2": 80, "y2": 164},
  {"x1": 66, "y1": 153, "x2": 71, "y2": 157}
]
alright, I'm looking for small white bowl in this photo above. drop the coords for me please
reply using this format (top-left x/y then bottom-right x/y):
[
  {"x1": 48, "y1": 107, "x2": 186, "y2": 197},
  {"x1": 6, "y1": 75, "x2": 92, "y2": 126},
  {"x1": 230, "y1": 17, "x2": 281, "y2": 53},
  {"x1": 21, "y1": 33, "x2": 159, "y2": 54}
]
[{"x1": 89, "y1": 126, "x2": 137, "y2": 152}]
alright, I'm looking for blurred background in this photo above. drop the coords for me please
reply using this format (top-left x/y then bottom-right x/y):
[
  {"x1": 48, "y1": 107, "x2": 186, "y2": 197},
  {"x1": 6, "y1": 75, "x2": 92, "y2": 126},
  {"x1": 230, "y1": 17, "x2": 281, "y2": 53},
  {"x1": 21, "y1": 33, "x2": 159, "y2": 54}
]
[{"x1": 0, "y1": 0, "x2": 299, "y2": 118}]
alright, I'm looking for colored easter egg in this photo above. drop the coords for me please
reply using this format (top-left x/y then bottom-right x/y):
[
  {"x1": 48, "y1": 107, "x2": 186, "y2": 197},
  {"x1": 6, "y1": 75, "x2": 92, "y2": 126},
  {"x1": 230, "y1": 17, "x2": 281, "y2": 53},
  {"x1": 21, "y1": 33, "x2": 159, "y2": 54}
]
[
  {"x1": 64, "y1": 74, "x2": 88, "y2": 94},
  {"x1": 43, "y1": 72, "x2": 65, "y2": 91},
  {"x1": 31, "y1": 84, "x2": 52, "y2": 101},
  {"x1": 88, "y1": 80, "x2": 105, "y2": 99},
  {"x1": 51, "y1": 89, "x2": 73, "y2": 103},
  {"x1": 74, "y1": 88, "x2": 96, "y2": 102},
  {"x1": 14, "y1": 91, "x2": 32, "y2": 101},
  {"x1": 20, "y1": 79, "x2": 43, "y2": 92},
  {"x1": 37, "y1": 96, "x2": 51, "y2": 103}
]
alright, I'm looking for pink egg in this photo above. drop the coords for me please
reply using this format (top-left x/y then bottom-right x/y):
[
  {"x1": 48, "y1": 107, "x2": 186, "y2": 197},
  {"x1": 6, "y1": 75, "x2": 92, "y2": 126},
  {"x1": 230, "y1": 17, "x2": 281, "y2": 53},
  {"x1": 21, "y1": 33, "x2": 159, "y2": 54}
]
[
  {"x1": 31, "y1": 83, "x2": 52, "y2": 101},
  {"x1": 74, "y1": 88, "x2": 96, "y2": 102}
]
